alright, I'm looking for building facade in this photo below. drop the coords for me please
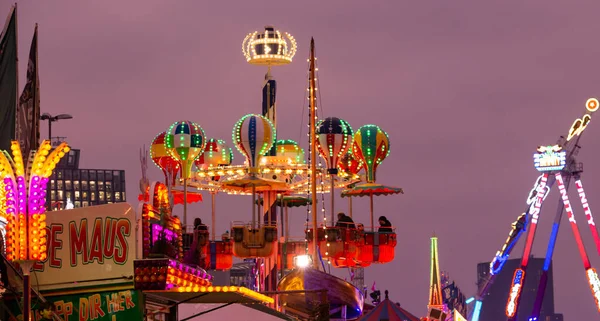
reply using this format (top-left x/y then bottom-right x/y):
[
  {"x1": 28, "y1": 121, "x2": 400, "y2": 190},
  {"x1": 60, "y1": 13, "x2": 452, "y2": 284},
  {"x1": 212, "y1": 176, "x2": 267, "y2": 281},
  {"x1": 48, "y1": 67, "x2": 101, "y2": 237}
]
[
  {"x1": 476, "y1": 257, "x2": 556, "y2": 321},
  {"x1": 46, "y1": 148, "x2": 126, "y2": 209}
]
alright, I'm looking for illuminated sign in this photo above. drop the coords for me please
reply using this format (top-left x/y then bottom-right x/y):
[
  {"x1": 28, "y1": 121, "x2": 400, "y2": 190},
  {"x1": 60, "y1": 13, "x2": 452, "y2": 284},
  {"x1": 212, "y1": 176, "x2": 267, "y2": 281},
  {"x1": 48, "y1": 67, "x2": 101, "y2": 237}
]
[
  {"x1": 26, "y1": 203, "x2": 134, "y2": 292},
  {"x1": 506, "y1": 268, "x2": 525, "y2": 317},
  {"x1": 576, "y1": 180, "x2": 595, "y2": 227},
  {"x1": 556, "y1": 173, "x2": 576, "y2": 224},
  {"x1": 533, "y1": 145, "x2": 566, "y2": 172},
  {"x1": 530, "y1": 174, "x2": 548, "y2": 225},
  {"x1": 586, "y1": 268, "x2": 600, "y2": 312},
  {"x1": 7, "y1": 289, "x2": 143, "y2": 321},
  {"x1": 567, "y1": 114, "x2": 592, "y2": 141},
  {"x1": 586, "y1": 98, "x2": 599, "y2": 113},
  {"x1": 526, "y1": 175, "x2": 550, "y2": 213}
]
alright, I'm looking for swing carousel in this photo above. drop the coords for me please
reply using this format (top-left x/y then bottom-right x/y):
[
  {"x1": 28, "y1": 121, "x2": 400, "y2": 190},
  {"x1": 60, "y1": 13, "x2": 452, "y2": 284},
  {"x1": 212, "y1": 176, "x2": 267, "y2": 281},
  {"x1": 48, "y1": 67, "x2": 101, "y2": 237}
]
[{"x1": 133, "y1": 26, "x2": 403, "y2": 320}]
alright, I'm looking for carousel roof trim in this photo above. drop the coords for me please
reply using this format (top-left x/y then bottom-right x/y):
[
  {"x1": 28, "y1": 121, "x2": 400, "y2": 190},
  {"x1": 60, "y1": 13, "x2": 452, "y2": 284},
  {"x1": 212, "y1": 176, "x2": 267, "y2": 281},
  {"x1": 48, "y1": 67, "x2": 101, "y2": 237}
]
[
  {"x1": 359, "y1": 296, "x2": 420, "y2": 321},
  {"x1": 144, "y1": 291, "x2": 294, "y2": 320}
]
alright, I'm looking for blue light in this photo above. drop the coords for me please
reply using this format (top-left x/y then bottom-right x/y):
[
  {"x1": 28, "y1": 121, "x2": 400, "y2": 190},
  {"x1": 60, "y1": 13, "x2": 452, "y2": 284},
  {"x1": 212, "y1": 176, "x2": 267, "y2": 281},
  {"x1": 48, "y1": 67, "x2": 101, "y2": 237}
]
[
  {"x1": 513, "y1": 269, "x2": 524, "y2": 284},
  {"x1": 465, "y1": 297, "x2": 475, "y2": 304},
  {"x1": 472, "y1": 301, "x2": 483, "y2": 321},
  {"x1": 543, "y1": 223, "x2": 560, "y2": 271}
]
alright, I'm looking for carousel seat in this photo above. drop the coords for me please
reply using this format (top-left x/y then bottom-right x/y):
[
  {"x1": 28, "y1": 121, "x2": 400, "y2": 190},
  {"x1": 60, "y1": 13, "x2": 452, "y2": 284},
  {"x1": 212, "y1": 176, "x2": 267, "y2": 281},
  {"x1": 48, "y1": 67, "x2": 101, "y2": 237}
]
[
  {"x1": 231, "y1": 224, "x2": 277, "y2": 258},
  {"x1": 356, "y1": 230, "x2": 397, "y2": 264},
  {"x1": 306, "y1": 227, "x2": 360, "y2": 263},
  {"x1": 207, "y1": 240, "x2": 234, "y2": 270}
]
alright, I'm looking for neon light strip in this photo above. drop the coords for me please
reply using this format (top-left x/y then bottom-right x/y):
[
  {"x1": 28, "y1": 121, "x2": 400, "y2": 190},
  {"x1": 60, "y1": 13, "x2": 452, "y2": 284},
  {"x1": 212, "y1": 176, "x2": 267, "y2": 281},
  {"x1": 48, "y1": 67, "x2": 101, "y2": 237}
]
[
  {"x1": 471, "y1": 300, "x2": 482, "y2": 321},
  {"x1": 575, "y1": 179, "x2": 600, "y2": 256},
  {"x1": 521, "y1": 173, "x2": 548, "y2": 266},
  {"x1": 151, "y1": 224, "x2": 177, "y2": 244},
  {"x1": 555, "y1": 173, "x2": 591, "y2": 269},
  {"x1": 586, "y1": 268, "x2": 600, "y2": 312},
  {"x1": 506, "y1": 268, "x2": 525, "y2": 317},
  {"x1": 543, "y1": 223, "x2": 560, "y2": 271}
]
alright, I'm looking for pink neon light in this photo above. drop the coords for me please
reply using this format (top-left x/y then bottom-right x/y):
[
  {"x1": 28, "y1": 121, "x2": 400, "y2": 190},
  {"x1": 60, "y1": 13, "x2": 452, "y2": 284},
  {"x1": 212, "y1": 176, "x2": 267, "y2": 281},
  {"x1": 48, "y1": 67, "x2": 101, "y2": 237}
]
[
  {"x1": 151, "y1": 224, "x2": 177, "y2": 244},
  {"x1": 575, "y1": 180, "x2": 600, "y2": 256},
  {"x1": 521, "y1": 173, "x2": 548, "y2": 267},
  {"x1": 556, "y1": 173, "x2": 591, "y2": 269},
  {"x1": 16, "y1": 176, "x2": 26, "y2": 215}
]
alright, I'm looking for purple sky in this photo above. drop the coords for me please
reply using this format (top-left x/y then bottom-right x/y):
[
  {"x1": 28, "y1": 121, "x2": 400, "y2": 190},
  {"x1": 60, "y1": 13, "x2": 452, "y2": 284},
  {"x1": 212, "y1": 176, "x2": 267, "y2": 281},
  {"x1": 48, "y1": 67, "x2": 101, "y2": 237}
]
[{"x1": 6, "y1": 0, "x2": 600, "y2": 319}]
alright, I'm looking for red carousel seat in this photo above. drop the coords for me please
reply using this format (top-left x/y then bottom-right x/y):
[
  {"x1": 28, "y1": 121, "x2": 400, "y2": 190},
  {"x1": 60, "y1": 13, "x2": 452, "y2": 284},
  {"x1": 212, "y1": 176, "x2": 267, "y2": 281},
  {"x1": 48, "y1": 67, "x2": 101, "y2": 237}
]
[
  {"x1": 207, "y1": 240, "x2": 233, "y2": 270},
  {"x1": 356, "y1": 230, "x2": 397, "y2": 264},
  {"x1": 231, "y1": 223, "x2": 277, "y2": 258},
  {"x1": 306, "y1": 227, "x2": 360, "y2": 264}
]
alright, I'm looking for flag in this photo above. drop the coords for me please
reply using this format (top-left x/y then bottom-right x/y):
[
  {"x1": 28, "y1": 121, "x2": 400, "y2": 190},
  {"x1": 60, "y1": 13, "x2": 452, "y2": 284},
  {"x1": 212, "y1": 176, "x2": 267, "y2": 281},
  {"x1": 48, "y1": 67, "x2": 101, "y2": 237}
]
[
  {"x1": 262, "y1": 76, "x2": 277, "y2": 156},
  {"x1": 0, "y1": 6, "x2": 17, "y2": 152},
  {"x1": 371, "y1": 281, "x2": 377, "y2": 291},
  {"x1": 16, "y1": 24, "x2": 39, "y2": 157}
]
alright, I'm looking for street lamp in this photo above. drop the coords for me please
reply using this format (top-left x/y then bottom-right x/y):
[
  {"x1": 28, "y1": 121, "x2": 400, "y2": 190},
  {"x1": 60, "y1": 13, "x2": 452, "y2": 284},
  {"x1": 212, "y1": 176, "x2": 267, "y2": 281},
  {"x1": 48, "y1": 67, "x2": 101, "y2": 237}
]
[{"x1": 40, "y1": 113, "x2": 73, "y2": 142}]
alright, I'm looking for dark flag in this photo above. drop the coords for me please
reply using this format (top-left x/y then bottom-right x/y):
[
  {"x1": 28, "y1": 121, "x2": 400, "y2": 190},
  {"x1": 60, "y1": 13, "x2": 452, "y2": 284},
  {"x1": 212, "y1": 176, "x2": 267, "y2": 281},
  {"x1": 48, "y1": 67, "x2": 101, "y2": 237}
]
[
  {"x1": 16, "y1": 24, "x2": 39, "y2": 157},
  {"x1": 0, "y1": 6, "x2": 17, "y2": 152},
  {"x1": 262, "y1": 76, "x2": 277, "y2": 156}
]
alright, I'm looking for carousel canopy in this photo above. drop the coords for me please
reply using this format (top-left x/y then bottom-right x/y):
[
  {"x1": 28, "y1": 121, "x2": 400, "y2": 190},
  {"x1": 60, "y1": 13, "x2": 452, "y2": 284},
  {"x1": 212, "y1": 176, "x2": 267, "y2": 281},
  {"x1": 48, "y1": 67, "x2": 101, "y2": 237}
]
[{"x1": 359, "y1": 291, "x2": 420, "y2": 321}]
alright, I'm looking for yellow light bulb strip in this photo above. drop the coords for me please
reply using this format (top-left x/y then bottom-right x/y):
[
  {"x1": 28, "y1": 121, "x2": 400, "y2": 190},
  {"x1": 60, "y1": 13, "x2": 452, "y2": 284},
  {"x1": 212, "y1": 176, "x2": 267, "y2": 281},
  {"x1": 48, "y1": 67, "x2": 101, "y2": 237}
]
[
  {"x1": 41, "y1": 142, "x2": 70, "y2": 178},
  {"x1": 172, "y1": 285, "x2": 274, "y2": 304},
  {"x1": 10, "y1": 142, "x2": 24, "y2": 178}
]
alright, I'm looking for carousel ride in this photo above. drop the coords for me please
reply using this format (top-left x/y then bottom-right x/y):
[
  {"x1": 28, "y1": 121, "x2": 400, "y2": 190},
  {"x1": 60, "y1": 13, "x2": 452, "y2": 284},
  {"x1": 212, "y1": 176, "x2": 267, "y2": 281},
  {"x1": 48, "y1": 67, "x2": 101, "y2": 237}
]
[{"x1": 135, "y1": 26, "x2": 403, "y2": 320}]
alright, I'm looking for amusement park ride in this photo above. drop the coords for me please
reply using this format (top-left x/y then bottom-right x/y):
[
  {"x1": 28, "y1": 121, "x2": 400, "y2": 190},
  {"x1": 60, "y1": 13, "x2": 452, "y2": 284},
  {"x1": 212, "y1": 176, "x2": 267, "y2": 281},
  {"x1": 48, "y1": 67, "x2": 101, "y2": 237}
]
[
  {"x1": 137, "y1": 26, "x2": 403, "y2": 320},
  {"x1": 470, "y1": 98, "x2": 600, "y2": 321},
  {"x1": 1, "y1": 20, "x2": 596, "y2": 321},
  {"x1": 0, "y1": 23, "x2": 404, "y2": 321}
]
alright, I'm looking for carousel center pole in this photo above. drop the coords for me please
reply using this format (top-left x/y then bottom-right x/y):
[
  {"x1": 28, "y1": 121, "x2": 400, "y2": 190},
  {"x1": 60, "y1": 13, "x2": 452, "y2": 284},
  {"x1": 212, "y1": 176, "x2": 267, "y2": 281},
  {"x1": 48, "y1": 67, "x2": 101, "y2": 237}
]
[
  {"x1": 309, "y1": 38, "x2": 319, "y2": 268},
  {"x1": 211, "y1": 191, "x2": 216, "y2": 240},
  {"x1": 348, "y1": 197, "x2": 353, "y2": 218},
  {"x1": 370, "y1": 194, "x2": 374, "y2": 232},
  {"x1": 252, "y1": 184, "x2": 256, "y2": 229},
  {"x1": 330, "y1": 174, "x2": 335, "y2": 226},
  {"x1": 285, "y1": 203, "x2": 289, "y2": 242},
  {"x1": 183, "y1": 174, "x2": 188, "y2": 227}
]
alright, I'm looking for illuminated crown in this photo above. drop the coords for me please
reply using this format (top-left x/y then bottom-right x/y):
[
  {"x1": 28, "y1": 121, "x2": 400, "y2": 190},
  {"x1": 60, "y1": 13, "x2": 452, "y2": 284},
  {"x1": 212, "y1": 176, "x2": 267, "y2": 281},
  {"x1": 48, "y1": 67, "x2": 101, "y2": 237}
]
[{"x1": 242, "y1": 26, "x2": 297, "y2": 66}]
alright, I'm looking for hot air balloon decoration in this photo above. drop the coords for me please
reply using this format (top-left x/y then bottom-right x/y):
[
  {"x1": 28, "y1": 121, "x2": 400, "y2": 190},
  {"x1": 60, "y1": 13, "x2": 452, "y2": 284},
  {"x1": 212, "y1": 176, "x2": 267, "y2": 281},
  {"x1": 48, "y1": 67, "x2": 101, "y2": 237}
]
[
  {"x1": 338, "y1": 152, "x2": 363, "y2": 178},
  {"x1": 150, "y1": 132, "x2": 182, "y2": 186},
  {"x1": 226, "y1": 114, "x2": 284, "y2": 258},
  {"x1": 195, "y1": 138, "x2": 234, "y2": 240},
  {"x1": 352, "y1": 124, "x2": 390, "y2": 183},
  {"x1": 275, "y1": 139, "x2": 305, "y2": 165},
  {"x1": 164, "y1": 121, "x2": 206, "y2": 226},
  {"x1": 343, "y1": 124, "x2": 402, "y2": 230},
  {"x1": 232, "y1": 114, "x2": 275, "y2": 174},
  {"x1": 316, "y1": 117, "x2": 353, "y2": 224},
  {"x1": 195, "y1": 138, "x2": 234, "y2": 170}
]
